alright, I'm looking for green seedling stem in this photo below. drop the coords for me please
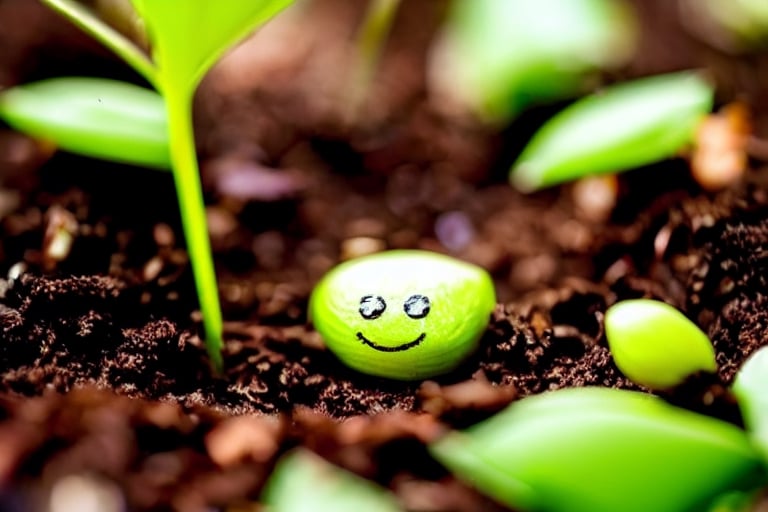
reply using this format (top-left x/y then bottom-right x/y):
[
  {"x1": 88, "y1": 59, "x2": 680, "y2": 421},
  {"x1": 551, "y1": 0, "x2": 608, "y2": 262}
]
[
  {"x1": 347, "y1": 0, "x2": 402, "y2": 121},
  {"x1": 40, "y1": 0, "x2": 157, "y2": 87},
  {"x1": 164, "y1": 89, "x2": 223, "y2": 370}
]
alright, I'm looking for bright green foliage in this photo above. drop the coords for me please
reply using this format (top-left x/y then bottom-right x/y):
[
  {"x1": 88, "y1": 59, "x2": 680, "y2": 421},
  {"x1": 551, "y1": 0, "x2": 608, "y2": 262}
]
[
  {"x1": 693, "y1": 0, "x2": 768, "y2": 49},
  {"x1": 510, "y1": 72, "x2": 714, "y2": 192},
  {"x1": 38, "y1": 0, "x2": 295, "y2": 370},
  {"x1": 310, "y1": 250, "x2": 496, "y2": 381},
  {"x1": 429, "y1": 387, "x2": 763, "y2": 512},
  {"x1": 261, "y1": 449, "x2": 403, "y2": 512},
  {"x1": 0, "y1": 77, "x2": 169, "y2": 169},
  {"x1": 436, "y1": 0, "x2": 635, "y2": 122},
  {"x1": 604, "y1": 299, "x2": 717, "y2": 389},
  {"x1": 733, "y1": 345, "x2": 768, "y2": 461},
  {"x1": 130, "y1": 0, "x2": 293, "y2": 94}
]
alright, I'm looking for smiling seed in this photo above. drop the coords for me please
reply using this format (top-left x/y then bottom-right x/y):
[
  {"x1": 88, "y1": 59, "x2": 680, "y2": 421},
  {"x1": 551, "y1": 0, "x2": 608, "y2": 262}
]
[{"x1": 309, "y1": 250, "x2": 496, "y2": 380}]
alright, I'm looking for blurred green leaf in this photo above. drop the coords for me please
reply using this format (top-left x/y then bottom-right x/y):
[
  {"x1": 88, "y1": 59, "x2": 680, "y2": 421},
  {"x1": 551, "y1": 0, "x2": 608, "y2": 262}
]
[
  {"x1": 0, "y1": 77, "x2": 169, "y2": 169},
  {"x1": 688, "y1": 0, "x2": 768, "y2": 50},
  {"x1": 261, "y1": 449, "x2": 404, "y2": 512},
  {"x1": 429, "y1": 387, "x2": 762, "y2": 512},
  {"x1": 510, "y1": 71, "x2": 714, "y2": 192},
  {"x1": 435, "y1": 0, "x2": 635, "y2": 122}
]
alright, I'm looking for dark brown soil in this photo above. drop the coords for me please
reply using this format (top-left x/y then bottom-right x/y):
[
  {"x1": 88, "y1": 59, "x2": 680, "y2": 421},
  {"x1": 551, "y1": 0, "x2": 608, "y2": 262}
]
[{"x1": 1, "y1": 0, "x2": 768, "y2": 510}]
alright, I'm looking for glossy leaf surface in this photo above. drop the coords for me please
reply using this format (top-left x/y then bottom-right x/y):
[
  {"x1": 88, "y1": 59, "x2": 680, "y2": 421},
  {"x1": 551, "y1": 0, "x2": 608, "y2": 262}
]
[
  {"x1": 0, "y1": 77, "x2": 169, "y2": 168},
  {"x1": 131, "y1": 0, "x2": 294, "y2": 92}
]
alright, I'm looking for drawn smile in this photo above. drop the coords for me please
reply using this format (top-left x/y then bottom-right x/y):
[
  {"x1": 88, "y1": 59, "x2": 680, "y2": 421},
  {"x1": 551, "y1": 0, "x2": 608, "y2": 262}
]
[{"x1": 356, "y1": 332, "x2": 426, "y2": 352}]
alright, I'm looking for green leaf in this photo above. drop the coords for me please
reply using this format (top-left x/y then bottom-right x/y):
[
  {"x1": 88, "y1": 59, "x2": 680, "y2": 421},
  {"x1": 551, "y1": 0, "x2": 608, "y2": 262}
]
[
  {"x1": 429, "y1": 387, "x2": 763, "y2": 512},
  {"x1": 0, "y1": 77, "x2": 169, "y2": 169},
  {"x1": 510, "y1": 71, "x2": 714, "y2": 192},
  {"x1": 131, "y1": 0, "x2": 295, "y2": 92},
  {"x1": 604, "y1": 299, "x2": 717, "y2": 389},
  {"x1": 437, "y1": 0, "x2": 635, "y2": 122},
  {"x1": 692, "y1": 0, "x2": 768, "y2": 49},
  {"x1": 261, "y1": 449, "x2": 404, "y2": 512}
]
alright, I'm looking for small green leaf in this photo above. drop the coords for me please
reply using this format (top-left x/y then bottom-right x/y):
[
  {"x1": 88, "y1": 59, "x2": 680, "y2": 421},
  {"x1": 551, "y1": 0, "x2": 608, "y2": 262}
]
[
  {"x1": 429, "y1": 387, "x2": 762, "y2": 512},
  {"x1": 0, "y1": 77, "x2": 169, "y2": 169},
  {"x1": 131, "y1": 0, "x2": 294, "y2": 92},
  {"x1": 733, "y1": 345, "x2": 768, "y2": 461},
  {"x1": 436, "y1": 0, "x2": 635, "y2": 122},
  {"x1": 510, "y1": 71, "x2": 714, "y2": 192},
  {"x1": 604, "y1": 299, "x2": 717, "y2": 389},
  {"x1": 261, "y1": 449, "x2": 404, "y2": 512}
]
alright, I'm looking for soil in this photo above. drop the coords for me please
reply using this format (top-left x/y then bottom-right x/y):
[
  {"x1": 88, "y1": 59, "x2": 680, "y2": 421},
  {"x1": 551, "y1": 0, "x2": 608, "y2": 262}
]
[{"x1": 1, "y1": 0, "x2": 768, "y2": 510}]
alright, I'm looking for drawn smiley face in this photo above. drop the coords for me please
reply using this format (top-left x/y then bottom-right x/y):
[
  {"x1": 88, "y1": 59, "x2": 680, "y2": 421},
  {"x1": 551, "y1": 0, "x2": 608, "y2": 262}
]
[
  {"x1": 309, "y1": 250, "x2": 496, "y2": 380},
  {"x1": 356, "y1": 293, "x2": 431, "y2": 352}
]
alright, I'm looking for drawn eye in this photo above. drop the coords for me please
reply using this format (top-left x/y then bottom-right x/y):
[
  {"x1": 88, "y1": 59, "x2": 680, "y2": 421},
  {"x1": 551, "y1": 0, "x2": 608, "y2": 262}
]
[
  {"x1": 404, "y1": 294, "x2": 430, "y2": 319},
  {"x1": 359, "y1": 295, "x2": 386, "y2": 319}
]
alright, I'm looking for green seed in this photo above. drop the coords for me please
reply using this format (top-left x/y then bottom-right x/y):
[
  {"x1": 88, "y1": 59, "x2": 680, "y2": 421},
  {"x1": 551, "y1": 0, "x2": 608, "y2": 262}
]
[
  {"x1": 429, "y1": 387, "x2": 763, "y2": 512},
  {"x1": 509, "y1": 71, "x2": 714, "y2": 192},
  {"x1": 261, "y1": 449, "x2": 403, "y2": 512},
  {"x1": 309, "y1": 250, "x2": 496, "y2": 381},
  {"x1": 604, "y1": 299, "x2": 717, "y2": 389}
]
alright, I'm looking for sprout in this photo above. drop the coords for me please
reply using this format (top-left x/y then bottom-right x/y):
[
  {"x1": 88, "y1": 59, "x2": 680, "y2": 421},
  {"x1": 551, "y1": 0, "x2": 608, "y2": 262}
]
[
  {"x1": 309, "y1": 250, "x2": 496, "y2": 381},
  {"x1": 604, "y1": 299, "x2": 717, "y2": 390},
  {"x1": 509, "y1": 72, "x2": 714, "y2": 192},
  {"x1": 261, "y1": 449, "x2": 403, "y2": 512},
  {"x1": 429, "y1": 387, "x2": 762, "y2": 512},
  {"x1": 30, "y1": 0, "x2": 296, "y2": 370}
]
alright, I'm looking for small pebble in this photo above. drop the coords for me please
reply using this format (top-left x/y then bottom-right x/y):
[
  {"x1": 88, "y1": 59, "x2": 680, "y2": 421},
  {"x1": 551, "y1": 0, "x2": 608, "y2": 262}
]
[
  {"x1": 205, "y1": 416, "x2": 281, "y2": 467},
  {"x1": 434, "y1": 211, "x2": 475, "y2": 252},
  {"x1": 339, "y1": 237, "x2": 386, "y2": 261}
]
